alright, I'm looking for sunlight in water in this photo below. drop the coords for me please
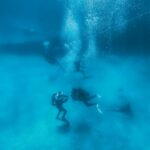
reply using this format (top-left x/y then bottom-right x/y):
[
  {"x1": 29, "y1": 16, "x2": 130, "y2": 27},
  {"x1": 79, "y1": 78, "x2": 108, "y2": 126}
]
[{"x1": 62, "y1": 9, "x2": 81, "y2": 71}]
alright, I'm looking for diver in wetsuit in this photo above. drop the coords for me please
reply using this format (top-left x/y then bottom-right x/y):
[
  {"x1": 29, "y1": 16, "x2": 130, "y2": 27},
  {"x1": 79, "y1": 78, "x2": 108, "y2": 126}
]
[
  {"x1": 71, "y1": 88, "x2": 103, "y2": 114},
  {"x1": 71, "y1": 88, "x2": 100, "y2": 106},
  {"x1": 51, "y1": 91, "x2": 69, "y2": 125}
]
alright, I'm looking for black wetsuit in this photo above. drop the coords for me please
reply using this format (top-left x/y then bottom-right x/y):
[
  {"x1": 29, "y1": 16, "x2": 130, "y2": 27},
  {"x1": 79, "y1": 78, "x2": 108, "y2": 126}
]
[
  {"x1": 71, "y1": 88, "x2": 97, "y2": 106},
  {"x1": 52, "y1": 93, "x2": 69, "y2": 125}
]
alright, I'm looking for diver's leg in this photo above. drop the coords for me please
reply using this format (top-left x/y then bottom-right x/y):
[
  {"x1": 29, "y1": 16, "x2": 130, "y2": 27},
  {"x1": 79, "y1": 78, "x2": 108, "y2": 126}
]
[
  {"x1": 56, "y1": 109, "x2": 61, "y2": 120},
  {"x1": 61, "y1": 107, "x2": 69, "y2": 125},
  {"x1": 61, "y1": 107, "x2": 67, "y2": 120}
]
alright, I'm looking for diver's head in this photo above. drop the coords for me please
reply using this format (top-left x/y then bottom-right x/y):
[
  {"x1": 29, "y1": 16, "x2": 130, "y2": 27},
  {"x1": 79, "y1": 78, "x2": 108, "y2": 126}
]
[
  {"x1": 58, "y1": 91, "x2": 63, "y2": 95},
  {"x1": 55, "y1": 91, "x2": 63, "y2": 98},
  {"x1": 58, "y1": 91, "x2": 64, "y2": 95}
]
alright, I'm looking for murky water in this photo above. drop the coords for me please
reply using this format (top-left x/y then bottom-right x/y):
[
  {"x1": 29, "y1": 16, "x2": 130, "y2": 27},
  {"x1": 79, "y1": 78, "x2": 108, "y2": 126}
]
[{"x1": 0, "y1": 0, "x2": 150, "y2": 150}]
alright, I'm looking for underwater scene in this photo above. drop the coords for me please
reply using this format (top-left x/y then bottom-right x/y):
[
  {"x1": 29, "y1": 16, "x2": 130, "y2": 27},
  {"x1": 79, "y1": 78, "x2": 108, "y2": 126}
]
[{"x1": 0, "y1": 0, "x2": 150, "y2": 149}]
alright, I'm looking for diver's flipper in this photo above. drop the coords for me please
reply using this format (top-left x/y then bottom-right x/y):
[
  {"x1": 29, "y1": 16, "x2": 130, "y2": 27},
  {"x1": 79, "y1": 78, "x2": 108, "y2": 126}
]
[{"x1": 96, "y1": 104, "x2": 103, "y2": 114}]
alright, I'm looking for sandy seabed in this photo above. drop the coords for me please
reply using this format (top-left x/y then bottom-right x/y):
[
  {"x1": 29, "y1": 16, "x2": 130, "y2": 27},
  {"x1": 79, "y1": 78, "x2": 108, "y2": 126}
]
[{"x1": 0, "y1": 54, "x2": 150, "y2": 150}]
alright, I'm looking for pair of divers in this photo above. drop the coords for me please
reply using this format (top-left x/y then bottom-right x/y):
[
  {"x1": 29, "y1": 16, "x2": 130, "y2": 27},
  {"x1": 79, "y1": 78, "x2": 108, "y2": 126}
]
[
  {"x1": 51, "y1": 88, "x2": 133, "y2": 125},
  {"x1": 51, "y1": 88, "x2": 102, "y2": 125}
]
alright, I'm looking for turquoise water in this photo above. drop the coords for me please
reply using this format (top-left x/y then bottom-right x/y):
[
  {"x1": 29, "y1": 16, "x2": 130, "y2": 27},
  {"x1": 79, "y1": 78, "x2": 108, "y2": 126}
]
[{"x1": 0, "y1": 0, "x2": 150, "y2": 150}]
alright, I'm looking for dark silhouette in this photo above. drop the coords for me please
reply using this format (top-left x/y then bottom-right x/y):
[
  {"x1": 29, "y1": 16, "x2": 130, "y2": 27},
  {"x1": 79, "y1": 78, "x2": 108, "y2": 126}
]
[
  {"x1": 71, "y1": 88, "x2": 98, "y2": 106},
  {"x1": 74, "y1": 58, "x2": 92, "y2": 79},
  {"x1": 51, "y1": 92, "x2": 69, "y2": 125},
  {"x1": 74, "y1": 59, "x2": 86, "y2": 76},
  {"x1": 44, "y1": 37, "x2": 67, "y2": 71},
  {"x1": 74, "y1": 121, "x2": 92, "y2": 135}
]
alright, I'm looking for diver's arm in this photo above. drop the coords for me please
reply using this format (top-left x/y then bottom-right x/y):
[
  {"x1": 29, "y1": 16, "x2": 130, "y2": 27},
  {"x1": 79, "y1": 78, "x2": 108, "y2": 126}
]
[{"x1": 62, "y1": 96, "x2": 68, "y2": 103}]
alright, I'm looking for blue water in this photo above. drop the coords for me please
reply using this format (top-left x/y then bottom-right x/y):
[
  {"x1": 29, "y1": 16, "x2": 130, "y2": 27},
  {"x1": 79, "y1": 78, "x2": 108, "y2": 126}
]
[{"x1": 0, "y1": 0, "x2": 150, "y2": 150}]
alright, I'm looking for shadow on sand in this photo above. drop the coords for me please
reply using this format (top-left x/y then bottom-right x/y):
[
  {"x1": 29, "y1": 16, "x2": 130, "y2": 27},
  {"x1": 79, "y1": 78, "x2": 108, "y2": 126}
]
[
  {"x1": 73, "y1": 121, "x2": 92, "y2": 135},
  {"x1": 57, "y1": 123, "x2": 71, "y2": 134}
]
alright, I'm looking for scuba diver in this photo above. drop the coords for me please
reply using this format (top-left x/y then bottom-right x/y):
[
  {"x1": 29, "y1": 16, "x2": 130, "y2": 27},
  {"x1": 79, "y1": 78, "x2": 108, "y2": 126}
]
[
  {"x1": 71, "y1": 88, "x2": 102, "y2": 109},
  {"x1": 71, "y1": 88, "x2": 96, "y2": 106},
  {"x1": 51, "y1": 91, "x2": 69, "y2": 125},
  {"x1": 43, "y1": 37, "x2": 67, "y2": 71},
  {"x1": 71, "y1": 88, "x2": 103, "y2": 114}
]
